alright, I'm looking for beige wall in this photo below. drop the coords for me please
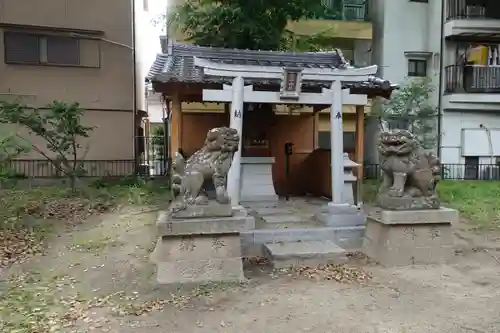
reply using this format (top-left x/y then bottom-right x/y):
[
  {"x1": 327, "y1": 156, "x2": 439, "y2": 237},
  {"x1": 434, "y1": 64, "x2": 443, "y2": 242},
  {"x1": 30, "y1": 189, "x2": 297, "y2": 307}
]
[
  {"x1": 1, "y1": 110, "x2": 134, "y2": 160},
  {"x1": 0, "y1": 0, "x2": 148, "y2": 161},
  {"x1": 0, "y1": 0, "x2": 136, "y2": 110}
]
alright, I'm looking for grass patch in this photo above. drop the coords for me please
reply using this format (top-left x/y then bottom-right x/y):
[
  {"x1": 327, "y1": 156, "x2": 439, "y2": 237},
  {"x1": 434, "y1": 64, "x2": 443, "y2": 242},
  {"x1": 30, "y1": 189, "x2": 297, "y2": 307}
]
[
  {"x1": 361, "y1": 179, "x2": 500, "y2": 231},
  {"x1": 0, "y1": 273, "x2": 83, "y2": 333},
  {"x1": 438, "y1": 181, "x2": 500, "y2": 230},
  {"x1": 361, "y1": 180, "x2": 380, "y2": 204},
  {"x1": 0, "y1": 178, "x2": 171, "y2": 269}
]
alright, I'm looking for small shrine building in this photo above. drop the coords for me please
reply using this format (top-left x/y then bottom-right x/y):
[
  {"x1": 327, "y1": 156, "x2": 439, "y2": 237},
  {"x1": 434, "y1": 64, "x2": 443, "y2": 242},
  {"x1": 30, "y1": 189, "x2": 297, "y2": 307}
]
[{"x1": 147, "y1": 42, "x2": 397, "y2": 206}]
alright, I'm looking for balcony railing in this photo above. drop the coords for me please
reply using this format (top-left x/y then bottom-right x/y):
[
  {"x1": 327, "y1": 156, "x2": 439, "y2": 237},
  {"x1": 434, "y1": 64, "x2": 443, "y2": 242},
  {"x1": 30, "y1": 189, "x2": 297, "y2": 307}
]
[
  {"x1": 316, "y1": 0, "x2": 369, "y2": 22},
  {"x1": 446, "y1": 0, "x2": 500, "y2": 21},
  {"x1": 445, "y1": 65, "x2": 500, "y2": 93}
]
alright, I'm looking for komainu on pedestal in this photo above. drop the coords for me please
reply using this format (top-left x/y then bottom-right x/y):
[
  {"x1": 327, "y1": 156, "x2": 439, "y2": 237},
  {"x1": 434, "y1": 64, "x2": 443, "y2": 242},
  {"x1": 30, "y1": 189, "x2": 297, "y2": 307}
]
[
  {"x1": 169, "y1": 126, "x2": 240, "y2": 218},
  {"x1": 151, "y1": 127, "x2": 253, "y2": 285},
  {"x1": 362, "y1": 128, "x2": 457, "y2": 267},
  {"x1": 377, "y1": 129, "x2": 441, "y2": 210}
]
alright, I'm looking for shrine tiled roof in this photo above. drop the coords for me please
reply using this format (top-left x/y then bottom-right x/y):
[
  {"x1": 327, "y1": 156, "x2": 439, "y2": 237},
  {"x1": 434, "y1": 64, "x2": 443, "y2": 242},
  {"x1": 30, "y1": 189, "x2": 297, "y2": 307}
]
[{"x1": 146, "y1": 42, "x2": 398, "y2": 97}]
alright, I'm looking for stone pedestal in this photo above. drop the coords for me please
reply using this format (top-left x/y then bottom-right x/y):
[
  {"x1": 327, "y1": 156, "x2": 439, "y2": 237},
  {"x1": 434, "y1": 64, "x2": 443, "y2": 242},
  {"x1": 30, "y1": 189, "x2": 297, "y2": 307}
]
[
  {"x1": 315, "y1": 203, "x2": 365, "y2": 228},
  {"x1": 151, "y1": 207, "x2": 254, "y2": 285},
  {"x1": 362, "y1": 207, "x2": 458, "y2": 266},
  {"x1": 240, "y1": 157, "x2": 279, "y2": 202}
]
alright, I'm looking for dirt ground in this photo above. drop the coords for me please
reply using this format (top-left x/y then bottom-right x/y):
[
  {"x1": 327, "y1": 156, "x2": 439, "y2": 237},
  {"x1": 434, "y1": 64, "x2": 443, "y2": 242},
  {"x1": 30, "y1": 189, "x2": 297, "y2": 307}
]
[{"x1": 2, "y1": 205, "x2": 500, "y2": 333}]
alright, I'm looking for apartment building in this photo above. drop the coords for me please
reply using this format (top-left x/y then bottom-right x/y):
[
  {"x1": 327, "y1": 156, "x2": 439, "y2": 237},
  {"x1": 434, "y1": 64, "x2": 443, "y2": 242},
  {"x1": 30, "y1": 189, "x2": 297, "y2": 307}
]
[
  {"x1": 0, "y1": 0, "x2": 151, "y2": 175},
  {"x1": 371, "y1": 0, "x2": 500, "y2": 177}
]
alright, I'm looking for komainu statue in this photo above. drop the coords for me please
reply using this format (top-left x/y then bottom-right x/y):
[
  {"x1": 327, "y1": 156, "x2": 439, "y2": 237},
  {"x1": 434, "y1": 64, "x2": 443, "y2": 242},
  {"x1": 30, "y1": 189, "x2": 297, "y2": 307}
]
[
  {"x1": 377, "y1": 129, "x2": 441, "y2": 210},
  {"x1": 170, "y1": 127, "x2": 239, "y2": 213}
]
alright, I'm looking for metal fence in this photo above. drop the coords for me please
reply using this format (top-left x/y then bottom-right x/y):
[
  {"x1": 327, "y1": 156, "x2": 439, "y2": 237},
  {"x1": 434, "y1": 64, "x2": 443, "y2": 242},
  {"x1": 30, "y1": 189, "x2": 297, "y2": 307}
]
[
  {"x1": 319, "y1": 0, "x2": 368, "y2": 21},
  {"x1": 446, "y1": 0, "x2": 500, "y2": 20},
  {"x1": 5, "y1": 160, "x2": 500, "y2": 181},
  {"x1": 3, "y1": 159, "x2": 137, "y2": 178},
  {"x1": 445, "y1": 65, "x2": 500, "y2": 94},
  {"x1": 137, "y1": 135, "x2": 168, "y2": 176},
  {"x1": 364, "y1": 163, "x2": 500, "y2": 181}
]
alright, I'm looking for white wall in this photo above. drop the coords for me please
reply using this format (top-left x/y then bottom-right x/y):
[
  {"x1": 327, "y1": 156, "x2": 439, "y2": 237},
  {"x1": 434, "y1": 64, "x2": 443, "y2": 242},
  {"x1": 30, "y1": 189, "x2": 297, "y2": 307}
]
[
  {"x1": 373, "y1": 0, "x2": 441, "y2": 88},
  {"x1": 441, "y1": 111, "x2": 500, "y2": 164},
  {"x1": 135, "y1": 0, "x2": 163, "y2": 112},
  {"x1": 367, "y1": 0, "x2": 442, "y2": 163}
]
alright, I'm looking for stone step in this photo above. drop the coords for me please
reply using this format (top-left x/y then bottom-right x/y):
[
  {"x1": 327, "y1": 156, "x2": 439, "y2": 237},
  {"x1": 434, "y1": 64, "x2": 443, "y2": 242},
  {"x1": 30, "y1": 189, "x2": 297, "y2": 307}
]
[
  {"x1": 261, "y1": 214, "x2": 312, "y2": 224},
  {"x1": 241, "y1": 226, "x2": 365, "y2": 257},
  {"x1": 263, "y1": 240, "x2": 348, "y2": 269}
]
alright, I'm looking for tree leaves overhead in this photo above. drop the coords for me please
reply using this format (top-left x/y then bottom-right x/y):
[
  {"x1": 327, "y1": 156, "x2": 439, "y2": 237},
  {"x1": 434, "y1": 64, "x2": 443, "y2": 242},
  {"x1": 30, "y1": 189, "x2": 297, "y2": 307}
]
[{"x1": 170, "y1": 0, "x2": 326, "y2": 50}]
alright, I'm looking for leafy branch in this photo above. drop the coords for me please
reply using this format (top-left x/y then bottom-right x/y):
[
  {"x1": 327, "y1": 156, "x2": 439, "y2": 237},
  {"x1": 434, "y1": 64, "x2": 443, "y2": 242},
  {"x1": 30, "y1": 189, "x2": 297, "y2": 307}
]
[{"x1": 0, "y1": 101, "x2": 95, "y2": 191}]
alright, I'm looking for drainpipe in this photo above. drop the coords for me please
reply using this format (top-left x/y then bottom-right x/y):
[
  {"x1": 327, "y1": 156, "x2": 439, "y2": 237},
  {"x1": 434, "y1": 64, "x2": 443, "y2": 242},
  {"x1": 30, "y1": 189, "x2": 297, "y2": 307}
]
[
  {"x1": 131, "y1": 0, "x2": 139, "y2": 172},
  {"x1": 436, "y1": 0, "x2": 445, "y2": 158},
  {"x1": 480, "y1": 124, "x2": 494, "y2": 179}
]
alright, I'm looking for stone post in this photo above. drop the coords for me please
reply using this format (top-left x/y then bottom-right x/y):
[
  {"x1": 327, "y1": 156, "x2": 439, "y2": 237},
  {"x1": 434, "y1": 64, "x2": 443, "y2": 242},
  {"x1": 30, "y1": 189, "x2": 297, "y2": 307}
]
[{"x1": 227, "y1": 76, "x2": 244, "y2": 207}]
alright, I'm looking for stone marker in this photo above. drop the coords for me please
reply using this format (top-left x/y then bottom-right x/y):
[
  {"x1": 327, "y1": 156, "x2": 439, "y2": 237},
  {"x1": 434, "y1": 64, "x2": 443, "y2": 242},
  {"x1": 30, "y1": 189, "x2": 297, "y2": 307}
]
[
  {"x1": 362, "y1": 129, "x2": 457, "y2": 266},
  {"x1": 151, "y1": 127, "x2": 254, "y2": 284}
]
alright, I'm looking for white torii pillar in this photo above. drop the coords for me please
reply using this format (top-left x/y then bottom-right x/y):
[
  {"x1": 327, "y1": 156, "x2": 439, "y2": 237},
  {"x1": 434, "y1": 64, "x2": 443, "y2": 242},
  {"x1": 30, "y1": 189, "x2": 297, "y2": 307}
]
[
  {"x1": 316, "y1": 79, "x2": 365, "y2": 227},
  {"x1": 330, "y1": 80, "x2": 345, "y2": 206},
  {"x1": 227, "y1": 76, "x2": 244, "y2": 207}
]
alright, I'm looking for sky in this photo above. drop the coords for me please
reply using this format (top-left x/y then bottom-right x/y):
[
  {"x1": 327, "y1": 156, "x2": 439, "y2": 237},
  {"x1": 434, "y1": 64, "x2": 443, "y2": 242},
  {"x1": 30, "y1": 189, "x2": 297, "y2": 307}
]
[{"x1": 140, "y1": 0, "x2": 168, "y2": 75}]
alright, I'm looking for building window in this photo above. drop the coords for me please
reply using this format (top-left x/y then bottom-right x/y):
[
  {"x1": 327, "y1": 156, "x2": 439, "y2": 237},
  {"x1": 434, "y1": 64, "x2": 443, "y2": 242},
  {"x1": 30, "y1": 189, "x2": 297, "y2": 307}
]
[
  {"x1": 4, "y1": 32, "x2": 40, "y2": 64},
  {"x1": 408, "y1": 59, "x2": 427, "y2": 77},
  {"x1": 4, "y1": 31, "x2": 80, "y2": 66},
  {"x1": 46, "y1": 36, "x2": 80, "y2": 65},
  {"x1": 318, "y1": 131, "x2": 356, "y2": 152}
]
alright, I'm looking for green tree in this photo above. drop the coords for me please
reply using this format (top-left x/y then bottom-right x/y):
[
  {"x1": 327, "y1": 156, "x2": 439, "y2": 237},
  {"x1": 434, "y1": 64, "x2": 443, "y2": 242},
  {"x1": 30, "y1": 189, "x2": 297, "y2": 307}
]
[
  {"x1": 151, "y1": 126, "x2": 165, "y2": 159},
  {"x1": 0, "y1": 101, "x2": 94, "y2": 191},
  {"x1": 0, "y1": 135, "x2": 29, "y2": 187},
  {"x1": 373, "y1": 77, "x2": 439, "y2": 151},
  {"x1": 167, "y1": 0, "x2": 330, "y2": 50}
]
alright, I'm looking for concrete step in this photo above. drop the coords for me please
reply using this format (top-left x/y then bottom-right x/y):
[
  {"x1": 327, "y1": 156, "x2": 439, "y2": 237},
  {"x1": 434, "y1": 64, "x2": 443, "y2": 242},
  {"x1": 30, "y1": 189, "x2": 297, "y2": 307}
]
[
  {"x1": 241, "y1": 226, "x2": 364, "y2": 257},
  {"x1": 261, "y1": 214, "x2": 313, "y2": 224},
  {"x1": 263, "y1": 240, "x2": 348, "y2": 269}
]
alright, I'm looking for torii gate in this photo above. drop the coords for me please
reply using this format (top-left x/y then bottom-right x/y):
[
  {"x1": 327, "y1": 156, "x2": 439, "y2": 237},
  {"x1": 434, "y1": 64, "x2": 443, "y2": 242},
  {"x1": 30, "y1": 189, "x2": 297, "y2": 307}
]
[{"x1": 194, "y1": 57, "x2": 378, "y2": 212}]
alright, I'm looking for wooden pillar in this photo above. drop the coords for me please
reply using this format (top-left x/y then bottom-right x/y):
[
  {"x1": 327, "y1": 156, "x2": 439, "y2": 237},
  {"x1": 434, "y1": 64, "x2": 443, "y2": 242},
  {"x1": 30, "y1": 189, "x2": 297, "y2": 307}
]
[
  {"x1": 170, "y1": 92, "x2": 182, "y2": 155},
  {"x1": 355, "y1": 104, "x2": 365, "y2": 180},
  {"x1": 313, "y1": 111, "x2": 320, "y2": 149}
]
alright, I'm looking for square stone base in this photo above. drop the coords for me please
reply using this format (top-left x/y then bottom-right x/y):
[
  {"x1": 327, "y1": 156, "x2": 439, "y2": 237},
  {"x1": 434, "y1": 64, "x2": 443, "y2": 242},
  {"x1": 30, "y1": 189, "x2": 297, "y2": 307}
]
[
  {"x1": 362, "y1": 207, "x2": 458, "y2": 266},
  {"x1": 152, "y1": 234, "x2": 244, "y2": 284},
  {"x1": 315, "y1": 203, "x2": 365, "y2": 228},
  {"x1": 157, "y1": 207, "x2": 254, "y2": 237},
  {"x1": 152, "y1": 210, "x2": 250, "y2": 285}
]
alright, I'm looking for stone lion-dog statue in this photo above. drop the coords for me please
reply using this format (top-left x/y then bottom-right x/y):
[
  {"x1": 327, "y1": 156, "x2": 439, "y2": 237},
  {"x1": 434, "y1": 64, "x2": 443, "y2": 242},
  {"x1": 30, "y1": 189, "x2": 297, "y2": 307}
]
[
  {"x1": 171, "y1": 127, "x2": 239, "y2": 210},
  {"x1": 377, "y1": 129, "x2": 440, "y2": 209}
]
